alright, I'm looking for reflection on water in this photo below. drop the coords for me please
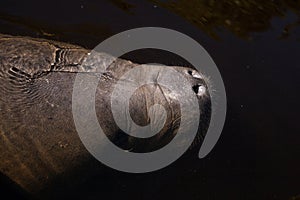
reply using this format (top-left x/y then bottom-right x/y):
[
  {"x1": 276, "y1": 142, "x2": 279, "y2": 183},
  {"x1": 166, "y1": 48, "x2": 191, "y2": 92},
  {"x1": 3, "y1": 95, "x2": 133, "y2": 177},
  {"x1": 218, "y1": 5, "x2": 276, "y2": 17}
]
[
  {"x1": 0, "y1": 0, "x2": 300, "y2": 42},
  {"x1": 150, "y1": 0, "x2": 300, "y2": 39}
]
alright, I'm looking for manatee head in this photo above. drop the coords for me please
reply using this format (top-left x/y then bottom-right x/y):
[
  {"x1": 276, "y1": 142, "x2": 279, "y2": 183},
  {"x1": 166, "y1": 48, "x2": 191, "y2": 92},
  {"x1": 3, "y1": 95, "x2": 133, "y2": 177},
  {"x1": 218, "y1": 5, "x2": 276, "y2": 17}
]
[{"x1": 91, "y1": 58, "x2": 212, "y2": 153}]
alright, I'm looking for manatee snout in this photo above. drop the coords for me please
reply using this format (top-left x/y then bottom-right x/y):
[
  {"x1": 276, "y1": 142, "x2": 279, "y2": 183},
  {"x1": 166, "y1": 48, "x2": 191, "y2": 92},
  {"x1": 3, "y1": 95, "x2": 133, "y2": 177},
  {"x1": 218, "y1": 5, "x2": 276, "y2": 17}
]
[{"x1": 175, "y1": 67, "x2": 209, "y2": 97}]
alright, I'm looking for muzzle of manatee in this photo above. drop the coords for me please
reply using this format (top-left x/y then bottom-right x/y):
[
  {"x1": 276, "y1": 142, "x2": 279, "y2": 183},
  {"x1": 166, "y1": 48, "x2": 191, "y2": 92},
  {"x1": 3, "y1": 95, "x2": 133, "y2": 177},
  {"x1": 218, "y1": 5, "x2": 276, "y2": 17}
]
[{"x1": 0, "y1": 34, "x2": 211, "y2": 197}]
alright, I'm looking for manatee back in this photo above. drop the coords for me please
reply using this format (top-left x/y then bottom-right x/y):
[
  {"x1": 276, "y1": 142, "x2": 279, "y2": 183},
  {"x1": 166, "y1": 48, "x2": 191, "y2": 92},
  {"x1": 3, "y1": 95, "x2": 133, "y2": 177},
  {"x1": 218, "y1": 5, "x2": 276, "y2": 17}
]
[{"x1": 0, "y1": 34, "x2": 95, "y2": 195}]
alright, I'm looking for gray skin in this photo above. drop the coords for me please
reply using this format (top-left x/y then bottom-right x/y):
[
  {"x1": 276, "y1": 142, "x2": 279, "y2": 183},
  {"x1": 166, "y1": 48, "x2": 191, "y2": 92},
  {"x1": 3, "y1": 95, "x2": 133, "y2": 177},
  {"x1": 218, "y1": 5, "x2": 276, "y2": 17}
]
[{"x1": 0, "y1": 34, "x2": 211, "y2": 197}]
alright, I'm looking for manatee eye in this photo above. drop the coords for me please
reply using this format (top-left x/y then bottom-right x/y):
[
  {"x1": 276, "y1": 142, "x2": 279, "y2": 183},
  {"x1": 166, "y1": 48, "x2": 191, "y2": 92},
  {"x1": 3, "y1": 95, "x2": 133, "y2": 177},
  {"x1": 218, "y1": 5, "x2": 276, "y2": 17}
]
[{"x1": 192, "y1": 84, "x2": 206, "y2": 96}]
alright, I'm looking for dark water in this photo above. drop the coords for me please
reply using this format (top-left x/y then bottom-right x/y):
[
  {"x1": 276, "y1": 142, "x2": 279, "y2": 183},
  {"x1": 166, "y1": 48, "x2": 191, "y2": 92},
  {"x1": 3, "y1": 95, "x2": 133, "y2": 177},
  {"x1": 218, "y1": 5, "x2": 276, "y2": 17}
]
[{"x1": 1, "y1": 0, "x2": 300, "y2": 199}]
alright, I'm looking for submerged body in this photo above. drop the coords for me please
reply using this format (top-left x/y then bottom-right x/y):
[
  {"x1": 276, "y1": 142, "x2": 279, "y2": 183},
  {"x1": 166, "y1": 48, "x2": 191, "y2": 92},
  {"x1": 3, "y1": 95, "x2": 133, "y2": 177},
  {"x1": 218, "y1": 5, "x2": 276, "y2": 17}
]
[{"x1": 0, "y1": 34, "x2": 211, "y2": 197}]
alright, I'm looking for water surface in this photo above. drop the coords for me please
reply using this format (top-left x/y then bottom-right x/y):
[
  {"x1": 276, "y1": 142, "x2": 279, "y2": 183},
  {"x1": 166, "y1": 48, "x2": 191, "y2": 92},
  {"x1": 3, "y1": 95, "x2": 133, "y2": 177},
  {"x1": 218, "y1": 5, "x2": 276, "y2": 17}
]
[{"x1": 1, "y1": 0, "x2": 300, "y2": 199}]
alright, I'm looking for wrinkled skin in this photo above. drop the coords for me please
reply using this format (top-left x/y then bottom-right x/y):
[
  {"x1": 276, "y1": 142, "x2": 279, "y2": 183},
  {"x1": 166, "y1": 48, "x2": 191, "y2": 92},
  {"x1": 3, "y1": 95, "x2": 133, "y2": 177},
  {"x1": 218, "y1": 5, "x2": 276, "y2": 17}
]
[{"x1": 0, "y1": 34, "x2": 211, "y2": 198}]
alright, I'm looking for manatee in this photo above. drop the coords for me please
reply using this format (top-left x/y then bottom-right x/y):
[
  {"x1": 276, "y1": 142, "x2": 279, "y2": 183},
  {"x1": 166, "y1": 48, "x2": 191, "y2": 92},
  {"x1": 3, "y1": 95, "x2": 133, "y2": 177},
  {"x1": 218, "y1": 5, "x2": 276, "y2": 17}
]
[{"x1": 0, "y1": 34, "x2": 211, "y2": 197}]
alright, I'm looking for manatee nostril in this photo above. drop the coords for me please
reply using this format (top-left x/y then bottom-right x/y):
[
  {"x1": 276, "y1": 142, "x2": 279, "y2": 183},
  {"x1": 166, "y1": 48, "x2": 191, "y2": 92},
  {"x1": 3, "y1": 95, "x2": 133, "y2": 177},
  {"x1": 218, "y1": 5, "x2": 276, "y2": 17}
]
[
  {"x1": 192, "y1": 84, "x2": 206, "y2": 96},
  {"x1": 192, "y1": 84, "x2": 199, "y2": 94},
  {"x1": 187, "y1": 69, "x2": 202, "y2": 79}
]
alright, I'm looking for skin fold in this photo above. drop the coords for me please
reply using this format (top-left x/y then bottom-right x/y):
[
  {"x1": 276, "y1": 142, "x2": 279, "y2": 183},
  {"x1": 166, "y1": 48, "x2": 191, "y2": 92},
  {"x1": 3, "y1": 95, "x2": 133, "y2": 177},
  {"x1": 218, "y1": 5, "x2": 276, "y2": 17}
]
[{"x1": 0, "y1": 34, "x2": 211, "y2": 197}]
